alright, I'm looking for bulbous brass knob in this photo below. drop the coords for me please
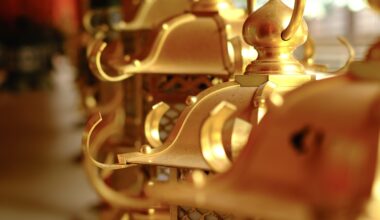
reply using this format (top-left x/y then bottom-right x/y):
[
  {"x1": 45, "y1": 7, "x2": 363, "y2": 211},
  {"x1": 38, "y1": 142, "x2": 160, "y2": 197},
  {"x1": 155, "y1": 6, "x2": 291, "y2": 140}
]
[
  {"x1": 243, "y1": 0, "x2": 308, "y2": 75},
  {"x1": 243, "y1": 0, "x2": 307, "y2": 48}
]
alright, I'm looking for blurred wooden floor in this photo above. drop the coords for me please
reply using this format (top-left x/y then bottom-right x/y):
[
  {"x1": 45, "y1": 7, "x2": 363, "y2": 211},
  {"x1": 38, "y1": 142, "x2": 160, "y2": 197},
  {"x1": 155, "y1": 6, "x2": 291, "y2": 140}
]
[{"x1": 0, "y1": 57, "x2": 98, "y2": 220}]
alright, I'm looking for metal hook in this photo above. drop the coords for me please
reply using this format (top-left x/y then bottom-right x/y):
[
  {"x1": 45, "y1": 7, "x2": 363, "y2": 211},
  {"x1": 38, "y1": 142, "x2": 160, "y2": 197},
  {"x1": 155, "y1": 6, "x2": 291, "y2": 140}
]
[
  {"x1": 144, "y1": 102, "x2": 171, "y2": 148},
  {"x1": 201, "y1": 101, "x2": 236, "y2": 173},
  {"x1": 281, "y1": 0, "x2": 306, "y2": 41},
  {"x1": 328, "y1": 37, "x2": 355, "y2": 74},
  {"x1": 83, "y1": 110, "x2": 160, "y2": 209},
  {"x1": 302, "y1": 36, "x2": 354, "y2": 74},
  {"x1": 88, "y1": 36, "x2": 134, "y2": 82},
  {"x1": 83, "y1": 111, "x2": 133, "y2": 170}
]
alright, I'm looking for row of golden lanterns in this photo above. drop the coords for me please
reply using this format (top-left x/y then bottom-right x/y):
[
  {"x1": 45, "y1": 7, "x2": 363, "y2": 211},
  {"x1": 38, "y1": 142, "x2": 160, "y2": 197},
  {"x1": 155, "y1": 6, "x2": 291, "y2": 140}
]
[{"x1": 78, "y1": 0, "x2": 380, "y2": 219}]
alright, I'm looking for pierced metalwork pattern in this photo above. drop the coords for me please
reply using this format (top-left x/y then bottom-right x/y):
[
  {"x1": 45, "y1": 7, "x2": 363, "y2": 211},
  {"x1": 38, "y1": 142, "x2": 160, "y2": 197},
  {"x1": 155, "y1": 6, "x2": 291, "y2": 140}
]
[
  {"x1": 175, "y1": 169, "x2": 233, "y2": 220},
  {"x1": 145, "y1": 75, "x2": 225, "y2": 103},
  {"x1": 159, "y1": 103, "x2": 186, "y2": 140},
  {"x1": 178, "y1": 207, "x2": 233, "y2": 220}
]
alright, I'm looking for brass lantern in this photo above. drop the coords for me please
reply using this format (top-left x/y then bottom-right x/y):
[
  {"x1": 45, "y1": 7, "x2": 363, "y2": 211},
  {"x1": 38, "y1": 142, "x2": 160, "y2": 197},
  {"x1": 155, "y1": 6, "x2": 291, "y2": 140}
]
[
  {"x1": 83, "y1": 0, "x2": 252, "y2": 213},
  {"x1": 111, "y1": 0, "x2": 315, "y2": 172},
  {"x1": 146, "y1": 61, "x2": 380, "y2": 220}
]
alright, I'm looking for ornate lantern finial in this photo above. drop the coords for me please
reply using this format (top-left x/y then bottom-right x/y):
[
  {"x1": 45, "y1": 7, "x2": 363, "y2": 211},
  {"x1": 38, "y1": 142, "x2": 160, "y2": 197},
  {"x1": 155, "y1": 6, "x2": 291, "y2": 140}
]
[{"x1": 243, "y1": 0, "x2": 308, "y2": 75}]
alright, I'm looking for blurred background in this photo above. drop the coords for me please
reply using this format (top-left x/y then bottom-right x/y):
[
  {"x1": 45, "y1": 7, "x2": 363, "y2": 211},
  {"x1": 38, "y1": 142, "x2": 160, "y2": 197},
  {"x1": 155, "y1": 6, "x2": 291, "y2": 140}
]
[{"x1": 0, "y1": 0, "x2": 379, "y2": 219}]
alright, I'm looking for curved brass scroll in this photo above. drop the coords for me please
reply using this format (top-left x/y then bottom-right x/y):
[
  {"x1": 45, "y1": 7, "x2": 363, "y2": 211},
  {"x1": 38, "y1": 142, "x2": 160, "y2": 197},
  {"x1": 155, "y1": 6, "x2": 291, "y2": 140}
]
[
  {"x1": 302, "y1": 36, "x2": 316, "y2": 66},
  {"x1": 83, "y1": 110, "x2": 159, "y2": 209},
  {"x1": 88, "y1": 37, "x2": 135, "y2": 82},
  {"x1": 303, "y1": 36, "x2": 355, "y2": 74},
  {"x1": 144, "y1": 102, "x2": 171, "y2": 148},
  {"x1": 83, "y1": 112, "x2": 133, "y2": 170},
  {"x1": 229, "y1": 37, "x2": 244, "y2": 77},
  {"x1": 329, "y1": 37, "x2": 355, "y2": 74},
  {"x1": 201, "y1": 101, "x2": 237, "y2": 173},
  {"x1": 281, "y1": 0, "x2": 306, "y2": 41}
]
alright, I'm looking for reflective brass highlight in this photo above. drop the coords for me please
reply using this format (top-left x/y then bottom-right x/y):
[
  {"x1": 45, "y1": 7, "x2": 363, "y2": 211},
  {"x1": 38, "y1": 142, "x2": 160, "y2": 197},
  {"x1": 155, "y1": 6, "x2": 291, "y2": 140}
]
[
  {"x1": 230, "y1": 119, "x2": 253, "y2": 160},
  {"x1": 89, "y1": 39, "x2": 134, "y2": 82},
  {"x1": 281, "y1": 0, "x2": 306, "y2": 41},
  {"x1": 243, "y1": 0, "x2": 308, "y2": 75},
  {"x1": 82, "y1": 109, "x2": 161, "y2": 209},
  {"x1": 83, "y1": 112, "x2": 132, "y2": 170},
  {"x1": 201, "y1": 101, "x2": 237, "y2": 172},
  {"x1": 87, "y1": 0, "x2": 249, "y2": 83},
  {"x1": 145, "y1": 102, "x2": 171, "y2": 148}
]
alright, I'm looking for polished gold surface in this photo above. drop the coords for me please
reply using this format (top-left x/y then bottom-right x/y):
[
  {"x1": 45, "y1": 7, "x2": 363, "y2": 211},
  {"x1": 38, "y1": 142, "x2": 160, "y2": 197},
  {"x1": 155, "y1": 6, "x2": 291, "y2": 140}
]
[
  {"x1": 116, "y1": 82, "x2": 256, "y2": 169},
  {"x1": 88, "y1": 0, "x2": 248, "y2": 82},
  {"x1": 200, "y1": 101, "x2": 237, "y2": 172},
  {"x1": 144, "y1": 102, "x2": 170, "y2": 148},
  {"x1": 115, "y1": 0, "x2": 316, "y2": 173},
  {"x1": 83, "y1": 110, "x2": 160, "y2": 209},
  {"x1": 79, "y1": 0, "x2": 377, "y2": 219},
  {"x1": 145, "y1": 67, "x2": 380, "y2": 219},
  {"x1": 243, "y1": 0, "x2": 307, "y2": 75}
]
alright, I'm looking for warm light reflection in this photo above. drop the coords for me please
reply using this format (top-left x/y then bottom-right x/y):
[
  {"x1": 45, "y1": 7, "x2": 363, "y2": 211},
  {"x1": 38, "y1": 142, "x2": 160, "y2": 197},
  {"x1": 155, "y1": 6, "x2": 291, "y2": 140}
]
[
  {"x1": 231, "y1": 118, "x2": 252, "y2": 159},
  {"x1": 133, "y1": 59, "x2": 141, "y2": 67},
  {"x1": 148, "y1": 208, "x2": 155, "y2": 215},
  {"x1": 241, "y1": 47, "x2": 258, "y2": 60},
  {"x1": 213, "y1": 143, "x2": 227, "y2": 158},
  {"x1": 372, "y1": 133, "x2": 380, "y2": 201},
  {"x1": 192, "y1": 170, "x2": 206, "y2": 188},
  {"x1": 218, "y1": 2, "x2": 231, "y2": 10},
  {"x1": 227, "y1": 41, "x2": 235, "y2": 64},
  {"x1": 269, "y1": 93, "x2": 284, "y2": 107},
  {"x1": 162, "y1": 23, "x2": 169, "y2": 30},
  {"x1": 257, "y1": 103, "x2": 267, "y2": 123}
]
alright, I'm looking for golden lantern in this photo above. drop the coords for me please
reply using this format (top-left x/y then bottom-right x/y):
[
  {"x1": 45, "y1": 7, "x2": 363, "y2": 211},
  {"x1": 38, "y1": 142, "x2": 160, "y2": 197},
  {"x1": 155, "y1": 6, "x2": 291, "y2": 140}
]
[
  {"x1": 82, "y1": 0, "x2": 253, "y2": 214},
  {"x1": 145, "y1": 60, "x2": 380, "y2": 220},
  {"x1": 104, "y1": 0, "x2": 317, "y2": 172},
  {"x1": 83, "y1": 1, "x2": 320, "y2": 218}
]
